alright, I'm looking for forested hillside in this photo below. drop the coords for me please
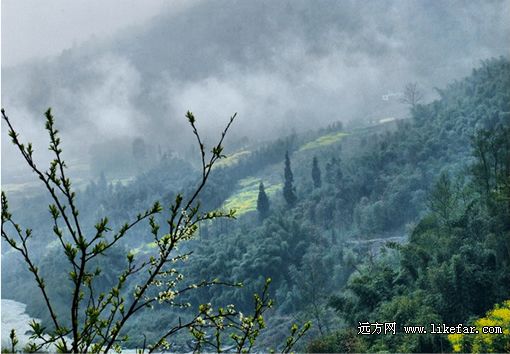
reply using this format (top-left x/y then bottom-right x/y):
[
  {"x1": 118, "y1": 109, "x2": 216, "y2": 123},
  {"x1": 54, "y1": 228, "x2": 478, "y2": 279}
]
[
  {"x1": 316, "y1": 61, "x2": 510, "y2": 351},
  {"x1": 181, "y1": 58, "x2": 510, "y2": 350},
  {"x1": 2, "y1": 58, "x2": 509, "y2": 351}
]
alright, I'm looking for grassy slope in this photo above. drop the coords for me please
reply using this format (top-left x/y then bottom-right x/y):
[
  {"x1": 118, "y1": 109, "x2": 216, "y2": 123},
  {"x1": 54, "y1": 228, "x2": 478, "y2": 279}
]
[{"x1": 223, "y1": 177, "x2": 282, "y2": 216}]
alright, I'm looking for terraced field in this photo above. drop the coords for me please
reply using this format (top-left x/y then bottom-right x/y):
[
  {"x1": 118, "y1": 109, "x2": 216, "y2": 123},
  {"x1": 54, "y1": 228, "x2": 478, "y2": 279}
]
[
  {"x1": 298, "y1": 131, "x2": 348, "y2": 151},
  {"x1": 222, "y1": 177, "x2": 282, "y2": 216}
]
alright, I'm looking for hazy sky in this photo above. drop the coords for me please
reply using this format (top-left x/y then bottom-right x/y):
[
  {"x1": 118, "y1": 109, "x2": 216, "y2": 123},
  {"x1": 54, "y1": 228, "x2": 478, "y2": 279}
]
[
  {"x1": 2, "y1": 0, "x2": 509, "y2": 181},
  {"x1": 1, "y1": 0, "x2": 196, "y2": 67}
]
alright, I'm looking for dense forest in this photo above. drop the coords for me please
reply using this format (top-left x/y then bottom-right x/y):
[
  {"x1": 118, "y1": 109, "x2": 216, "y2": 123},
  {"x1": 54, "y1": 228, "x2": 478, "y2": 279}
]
[{"x1": 2, "y1": 58, "x2": 509, "y2": 352}]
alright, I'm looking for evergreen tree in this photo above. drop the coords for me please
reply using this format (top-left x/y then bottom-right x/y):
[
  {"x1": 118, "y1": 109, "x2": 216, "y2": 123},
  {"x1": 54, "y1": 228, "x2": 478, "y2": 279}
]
[
  {"x1": 312, "y1": 156, "x2": 322, "y2": 188},
  {"x1": 283, "y1": 151, "x2": 297, "y2": 206},
  {"x1": 257, "y1": 182, "x2": 270, "y2": 221}
]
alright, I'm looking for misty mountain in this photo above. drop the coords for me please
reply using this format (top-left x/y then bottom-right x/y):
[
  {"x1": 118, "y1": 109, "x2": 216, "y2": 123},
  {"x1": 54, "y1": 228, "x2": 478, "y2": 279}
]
[
  {"x1": 2, "y1": 1, "x2": 510, "y2": 352},
  {"x1": 2, "y1": 0, "x2": 509, "y2": 178},
  {"x1": 3, "y1": 58, "x2": 509, "y2": 351}
]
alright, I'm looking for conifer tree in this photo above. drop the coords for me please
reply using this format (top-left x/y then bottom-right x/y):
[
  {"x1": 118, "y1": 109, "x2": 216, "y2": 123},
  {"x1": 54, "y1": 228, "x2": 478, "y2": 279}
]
[
  {"x1": 256, "y1": 182, "x2": 270, "y2": 221},
  {"x1": 312, "y1": 156, "x2": 321, "y2": 188},
  {"x1": 283, "y1": 151, "x2": 297, "y2": 207}
]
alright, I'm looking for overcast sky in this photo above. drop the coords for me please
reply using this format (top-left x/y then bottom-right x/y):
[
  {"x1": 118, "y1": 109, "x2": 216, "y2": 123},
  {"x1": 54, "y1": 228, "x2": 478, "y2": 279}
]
[
  {"x1": 2, "y1": 0, "x2": 509, "y2": 181},
  {"x1": 1, "y1": 0, "x2": 197, "y2": 67}
]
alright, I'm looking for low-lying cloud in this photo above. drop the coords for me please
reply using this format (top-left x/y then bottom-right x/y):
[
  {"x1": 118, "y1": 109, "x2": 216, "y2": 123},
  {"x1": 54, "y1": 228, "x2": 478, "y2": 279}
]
[{"x1": 2, "y1": 0, "x2": 509, "y2": 180}]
